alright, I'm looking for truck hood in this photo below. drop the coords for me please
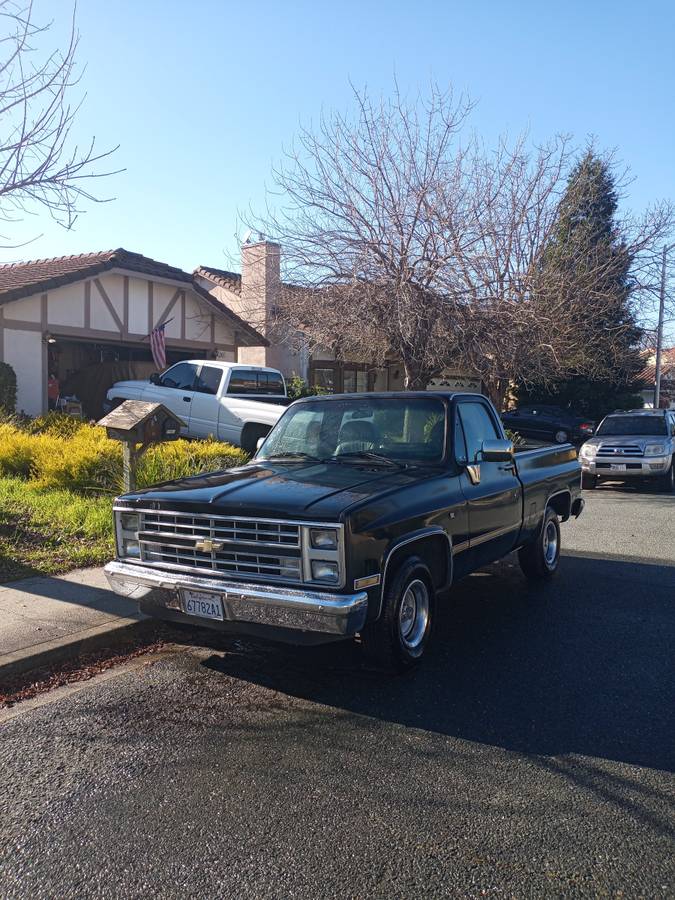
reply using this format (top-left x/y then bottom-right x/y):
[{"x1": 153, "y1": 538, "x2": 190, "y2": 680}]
[
  {"x1": 109, "y1": 379, "x2": 147, "y2": 392},
  {"x1": 583, "y1": 435, "x2": 668, "y2": 450},
  {"x1": 118, "y1": 460, "x2": 438, "y2": 521}
]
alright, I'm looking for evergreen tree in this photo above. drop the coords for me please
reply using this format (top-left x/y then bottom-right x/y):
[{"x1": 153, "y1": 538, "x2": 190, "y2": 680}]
[{"x1": 524, "y1": 150, "x2": 644, "y2": 417}]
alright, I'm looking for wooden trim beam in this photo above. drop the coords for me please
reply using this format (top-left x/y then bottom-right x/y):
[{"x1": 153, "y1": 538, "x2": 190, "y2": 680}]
[
  {"x1": 93, "y1": 278, "x2": 124, "y2": 333},
  {"x1": 123, "y1": 276, "x2": 129, "y2": 338},
  {"x1": 84, "y1": 281, "x2": 91, "y2": 329},
  {"x1": 157, "y1": 287, "x2": 182, "y2": 328}
]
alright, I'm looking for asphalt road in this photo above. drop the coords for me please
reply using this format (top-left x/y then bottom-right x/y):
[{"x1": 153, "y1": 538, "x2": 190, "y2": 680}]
[{"x1": 1, "y1": 485, "x2": 674, "y2": 898}]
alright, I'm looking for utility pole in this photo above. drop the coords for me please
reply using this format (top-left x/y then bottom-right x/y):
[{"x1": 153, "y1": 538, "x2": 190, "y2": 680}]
[{"x1": 654, "y1": 244, "x2": 674, "y2": 409}]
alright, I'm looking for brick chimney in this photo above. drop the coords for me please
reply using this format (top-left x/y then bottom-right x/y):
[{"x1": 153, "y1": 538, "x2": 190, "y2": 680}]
[{"x1": 239, "y1": 240, "x2": 282, "y2": 368}]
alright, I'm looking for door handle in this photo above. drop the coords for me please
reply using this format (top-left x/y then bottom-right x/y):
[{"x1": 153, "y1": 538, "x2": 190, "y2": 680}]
[
  {"x1": 499, "y1": 464, "x2": 515, "y2": 472},
  {"x1": 183, "y1": 396, "x2": 191, "y2": 402}
]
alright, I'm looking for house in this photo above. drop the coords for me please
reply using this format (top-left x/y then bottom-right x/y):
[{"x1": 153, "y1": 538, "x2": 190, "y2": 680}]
[
  {"x1": 0, "y1": 249, "x2": 267, "y2": 417},
  {"x1": 638, "y1": 347, "x2": 675, "y2": 409}
]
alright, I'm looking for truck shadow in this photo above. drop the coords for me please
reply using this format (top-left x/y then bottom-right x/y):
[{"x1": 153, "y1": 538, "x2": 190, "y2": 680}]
[{"x1": 200, "y1": 553, "x2": 675, "y2": 773}]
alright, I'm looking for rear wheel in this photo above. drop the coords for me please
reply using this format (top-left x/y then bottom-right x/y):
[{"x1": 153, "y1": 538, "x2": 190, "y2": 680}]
[
  {"x1": 518, "y1": 507, "x2": 561, "y2": 580},
  {"x1": 581, "y1": 472, "x2": 597, "y2": 490},
  {"x1": 361, "y1": 557, "x2": 434, "y2": 672}
]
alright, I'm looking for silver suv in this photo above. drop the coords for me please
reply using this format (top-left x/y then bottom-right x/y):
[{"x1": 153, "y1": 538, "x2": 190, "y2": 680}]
[{"x1": 579, "y1": 409, "x2": 675, "y2": 492}]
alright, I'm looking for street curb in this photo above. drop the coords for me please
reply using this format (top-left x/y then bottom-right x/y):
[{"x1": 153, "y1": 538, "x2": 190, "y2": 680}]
[{"x1": 0, "y1": 616, "x2": 158, "y2": 686}]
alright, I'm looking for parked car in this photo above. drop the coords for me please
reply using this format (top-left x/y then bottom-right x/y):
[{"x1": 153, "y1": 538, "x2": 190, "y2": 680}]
[
  {"x1": 579, "y1": 408, "x2": 675, "y2": 491},
  {"x1": 501, "y1": 404, "x2": 595, "y2": 444},
  {"x1": 104, "y1": 361, "x2": 290, "y2": 452},
  {"x1": 105, "y1": 391, "x2": 584, "y2": 671}
]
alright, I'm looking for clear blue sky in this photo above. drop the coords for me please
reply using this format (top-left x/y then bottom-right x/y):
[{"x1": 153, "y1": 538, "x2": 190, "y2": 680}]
[{"x1": 2, "y1": 0, "x2": 674, "y2": 282}]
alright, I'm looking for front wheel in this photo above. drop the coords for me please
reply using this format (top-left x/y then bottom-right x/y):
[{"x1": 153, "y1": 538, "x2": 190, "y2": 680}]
[
  {"x1": 518, "y1": 507, "x2": 561, "y2": 580},
  {"x1": 658, "y1": 459, "x2": 675, "y2": 493},
  {"x1": 554, "y1": 429, "x2": 569, "y2": 444},
  {"x1": 361, "y1": 557, "x2": 434, "y2": 672}
]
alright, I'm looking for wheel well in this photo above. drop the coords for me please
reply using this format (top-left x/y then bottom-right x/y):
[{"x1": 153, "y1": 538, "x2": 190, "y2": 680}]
[
  {"x1": 384, "y1": 533, "x2": 450, "y2": 595},
  {"x1": 547, "y1": 491, "x2": 571, "y2": 522}
]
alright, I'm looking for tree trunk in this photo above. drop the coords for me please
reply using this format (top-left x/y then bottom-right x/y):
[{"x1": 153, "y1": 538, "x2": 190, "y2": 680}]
[
  {"x1": 484, "y1": 377, "x2": 510, "y2": 411},
  {"x1": 403, "y1": 363, "x2": 431, "y2": 391}
]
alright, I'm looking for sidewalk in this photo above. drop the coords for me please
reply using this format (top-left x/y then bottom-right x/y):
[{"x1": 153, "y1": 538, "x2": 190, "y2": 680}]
[{"x1": 0, "y1": 567, "x2": 150, "y2": 683}]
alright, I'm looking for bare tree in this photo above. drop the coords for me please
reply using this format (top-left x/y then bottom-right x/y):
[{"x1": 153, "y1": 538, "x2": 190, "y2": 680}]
[
  {"x1": 250, "y1": 82, "x2": 674, "y2": 403},
  {"x1": 0, "y1": 1, "x2": 118, "y2": 244}
]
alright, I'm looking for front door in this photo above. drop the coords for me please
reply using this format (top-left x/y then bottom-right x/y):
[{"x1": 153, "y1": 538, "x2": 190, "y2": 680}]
[
  {"x1": 142, "y1": 361, "x2": 198, "y2": 434},
  {"x1": 455, "y1": 399, "x2": 522, "y2": 567},
  {"x1": 189, "y1": 364, "x2": 224, "y2": 438}
]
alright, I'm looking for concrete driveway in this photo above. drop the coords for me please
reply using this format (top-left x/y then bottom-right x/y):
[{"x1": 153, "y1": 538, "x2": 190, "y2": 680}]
[{"x1": 0, "y1": 486, "x2": 673, "y2": 897}]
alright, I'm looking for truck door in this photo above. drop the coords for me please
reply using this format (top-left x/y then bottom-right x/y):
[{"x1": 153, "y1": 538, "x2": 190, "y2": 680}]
[
  {"x1": 189, "y1": 364, "x2": 224, "y2": 438},
  {"x1": 142, "y1": 361, "x2": 198, "y2": 435},
  {"x1": 456, "y1": 399, "x2": 522, "y2": 567}
]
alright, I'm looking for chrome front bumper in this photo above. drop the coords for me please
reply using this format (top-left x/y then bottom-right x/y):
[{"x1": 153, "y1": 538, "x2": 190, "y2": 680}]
[
  {"x1": 104, "y1": 561, "x2": 368, "y2": 638},
  {"x1": 581, "y1": 455, "x2": 671, "y2": 477}
]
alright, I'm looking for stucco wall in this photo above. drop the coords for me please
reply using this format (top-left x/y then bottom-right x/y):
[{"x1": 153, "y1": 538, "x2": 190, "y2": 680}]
[{"x1": 3, "y1": 329, "x2": 43, "y2": 415}]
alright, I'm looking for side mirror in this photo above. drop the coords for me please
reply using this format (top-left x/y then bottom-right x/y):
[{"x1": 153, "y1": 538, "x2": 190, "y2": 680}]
[
  {"x1": 256, "y1": 436, "x2": 266, "y2": 452},
  {"x1": 149, "y1": 372, "x2": 161, "y2": 385},
  {"x1": 481, "y1": 439, "x2": 514, "y2": 462}
]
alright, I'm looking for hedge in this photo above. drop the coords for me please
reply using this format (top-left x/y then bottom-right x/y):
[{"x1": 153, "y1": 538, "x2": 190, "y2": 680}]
[{"x1": 0, "y1": 416, "x2": 248, "y2": 493}]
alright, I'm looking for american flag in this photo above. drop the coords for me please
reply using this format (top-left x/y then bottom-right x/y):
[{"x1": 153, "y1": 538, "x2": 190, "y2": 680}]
[{"x1": 150, "y1": 323, "x2": 167, "y2": 370}]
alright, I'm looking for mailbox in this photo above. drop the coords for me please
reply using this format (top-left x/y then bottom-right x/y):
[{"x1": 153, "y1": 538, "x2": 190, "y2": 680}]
[{"x1": 97, "y1": 400, "x2": 185, "y2": 491}]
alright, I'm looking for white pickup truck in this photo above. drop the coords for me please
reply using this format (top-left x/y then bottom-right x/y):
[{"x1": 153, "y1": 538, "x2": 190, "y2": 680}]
[{"x1": 104, "y1": 361, "x2": 289, "y2": 452}]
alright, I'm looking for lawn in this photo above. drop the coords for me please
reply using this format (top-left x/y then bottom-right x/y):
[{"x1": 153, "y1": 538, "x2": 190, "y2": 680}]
[{"x1": 0, "y1": 477, "x2": 114, "y2": 581}]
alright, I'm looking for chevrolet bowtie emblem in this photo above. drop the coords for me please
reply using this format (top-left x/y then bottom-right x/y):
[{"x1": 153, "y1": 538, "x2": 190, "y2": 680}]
[{"x1": 194, "y1": 539, "x2": 224, "y2": 553}]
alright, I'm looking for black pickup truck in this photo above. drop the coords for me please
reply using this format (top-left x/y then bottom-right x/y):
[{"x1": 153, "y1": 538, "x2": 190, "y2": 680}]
[{"x1": 105, "y1": 392, "x2": 583, "y2": 670}]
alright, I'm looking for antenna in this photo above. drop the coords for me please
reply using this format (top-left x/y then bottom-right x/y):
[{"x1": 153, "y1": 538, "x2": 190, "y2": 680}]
[{"x1": 242, "y1": 229, "x2": 252, "y2": 245}]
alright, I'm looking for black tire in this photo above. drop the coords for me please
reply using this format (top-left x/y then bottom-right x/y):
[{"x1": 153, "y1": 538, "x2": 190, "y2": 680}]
[
  {"x1": 518, "y1": 507, "x2": 561, "y2": 580},
  {"x1": 658, "y1": 459, "x2": 675, "y2": 493},
  {"x1": 361, "y1": 557, "x2": 434, "y2": 672},
  {"x1": 581, "y1": 472, "x2": 597, "y2": 490},
  {"x1": 554, "y1": 429, "x2": 569, "y2": 444},
  {"x1": 241, "y1": 423, "x2": 270, "y2": 455}
]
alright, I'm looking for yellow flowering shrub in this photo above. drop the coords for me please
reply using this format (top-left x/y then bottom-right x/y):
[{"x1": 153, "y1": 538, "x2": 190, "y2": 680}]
[{"x1": 0, "y1": 420, "x2": 248, "y2": 493}]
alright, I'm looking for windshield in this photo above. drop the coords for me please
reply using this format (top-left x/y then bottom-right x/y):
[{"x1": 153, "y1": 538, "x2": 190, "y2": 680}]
[
  {"x1": 258, "y1": 397, "x2": 447, "y2": 464},
  {"x1": 596, "y1": 415, "x2": 667, "y2": 437}
]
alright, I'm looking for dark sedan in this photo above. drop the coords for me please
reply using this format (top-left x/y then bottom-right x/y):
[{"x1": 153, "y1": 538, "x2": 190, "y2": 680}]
[{"x1": 502, "y1": 405, "x2": 595, "y2": 444}]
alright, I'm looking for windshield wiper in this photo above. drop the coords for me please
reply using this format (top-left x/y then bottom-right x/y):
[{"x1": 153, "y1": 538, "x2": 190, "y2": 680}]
[
  {"x1": 263, "y1": 451, "x2": 324, "y2": 463},
  {"x1": 333, "y1": 451, "x2": 406, "y2": 468}
]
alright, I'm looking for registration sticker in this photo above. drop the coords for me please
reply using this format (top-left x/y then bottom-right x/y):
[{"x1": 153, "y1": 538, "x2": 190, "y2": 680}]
[{"x1": 181, "y1": 589, "x2": 224, "y2": 621}]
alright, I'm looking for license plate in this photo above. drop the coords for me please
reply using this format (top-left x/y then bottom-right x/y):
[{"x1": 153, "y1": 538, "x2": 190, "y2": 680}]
[
  {"x1": 610, "y1": 463, "x2": 627, "y2": 472},
  {"x1": 182, "y1": 589, "x2": 224, "y2": 621}
]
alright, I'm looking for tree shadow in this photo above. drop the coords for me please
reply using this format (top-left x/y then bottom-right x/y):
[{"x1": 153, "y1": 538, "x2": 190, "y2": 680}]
[{"x1": 200, "y1": 553, "x2": 675, "y2": 773}]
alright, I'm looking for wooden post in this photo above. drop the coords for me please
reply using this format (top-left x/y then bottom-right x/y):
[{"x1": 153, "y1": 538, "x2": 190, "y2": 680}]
[{"x1": 122, "y1": 442, "x2": 137, "y2": 492}]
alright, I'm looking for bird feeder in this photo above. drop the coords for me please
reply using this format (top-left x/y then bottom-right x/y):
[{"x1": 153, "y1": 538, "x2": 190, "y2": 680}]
[{"x1": 97, "y1": 400, "x2": 185, "y2": 492}]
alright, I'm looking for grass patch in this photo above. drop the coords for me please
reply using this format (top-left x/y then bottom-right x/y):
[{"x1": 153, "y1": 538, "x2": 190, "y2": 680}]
[{"x1": 0, "y1": 477, "x2": 114, "y2": 581}]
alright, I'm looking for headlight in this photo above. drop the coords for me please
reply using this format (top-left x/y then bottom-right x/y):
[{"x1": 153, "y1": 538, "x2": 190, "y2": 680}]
[
  {"x1": 580, "y1": 444, "x2": 597, "y2": 459},
  {"x1": 310, "y1": 528, "x2": 338, "y2": 550},
  {"x1": 311, "y1": 560, "x2": 339, "y2": 583},
  {"x1": 120, "y1": 512, "x2": 140, "y2": 532},
  {"x1": 122, "y1": 539, "x2": 141, "y2": 559},
  {"x1": 645, "y1": 444, "x2": 667, "y2": 456}
]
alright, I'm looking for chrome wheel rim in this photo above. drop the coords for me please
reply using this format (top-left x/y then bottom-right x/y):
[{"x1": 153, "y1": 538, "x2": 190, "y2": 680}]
[
  {"x1": 543, "y1": 520, "x2": 558, "y2": 567},
  {"x1": 555, "y1": 431, "x2": 567, "y2": 444},
  {"x1": 398, "y1": 579, "x2": 430, "y2": 650}
]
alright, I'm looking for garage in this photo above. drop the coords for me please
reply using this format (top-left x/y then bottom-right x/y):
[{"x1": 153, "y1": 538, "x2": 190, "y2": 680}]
[{"x1": 0, "y1": 248, "x2": 267, "y2": 418}]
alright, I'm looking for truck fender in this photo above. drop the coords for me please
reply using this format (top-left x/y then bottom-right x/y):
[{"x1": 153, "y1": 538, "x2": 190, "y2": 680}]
[{"x1": 374, "y1": 527, "x2": 453, "y2": 621}]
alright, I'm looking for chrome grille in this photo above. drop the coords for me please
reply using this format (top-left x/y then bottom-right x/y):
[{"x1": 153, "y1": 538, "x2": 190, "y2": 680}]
[
  {"x1": 596, "y1": 443, "x2": 644, "y2": 457},
  {"x1": 137, "y1": 510, "x2": 302, "y2": 583},
  {"x1": 141, "y1": 510, "x2": 300, "y2": 548}
]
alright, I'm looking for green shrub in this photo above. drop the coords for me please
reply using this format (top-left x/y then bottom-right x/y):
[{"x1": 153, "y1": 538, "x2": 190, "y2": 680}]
[
  {"x1": 0, "y1": 423, "x2": 35, "y2": 477},
  {"x1": 0, "y1": 362, "x2": 16, "y2": 414}
]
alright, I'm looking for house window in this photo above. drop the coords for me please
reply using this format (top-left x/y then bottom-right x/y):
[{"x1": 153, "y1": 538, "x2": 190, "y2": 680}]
[{"x1": 313, "y1": 367, "x2": 336, "y2": 392}]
